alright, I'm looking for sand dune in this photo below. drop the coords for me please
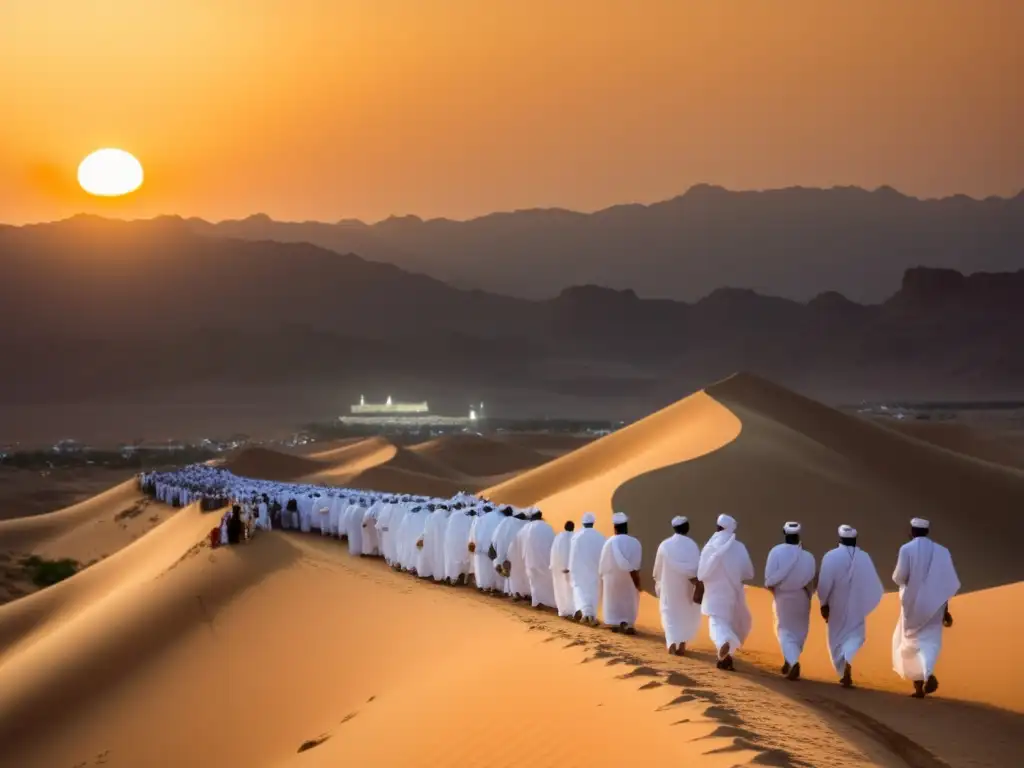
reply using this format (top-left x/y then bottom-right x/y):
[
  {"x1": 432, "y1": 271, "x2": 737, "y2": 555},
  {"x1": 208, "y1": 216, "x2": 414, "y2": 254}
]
[
  {"x1": 0, "y1": 526, "x2": 887, "y2": 768},
  {"x1": 410, "y1": 433, "x2": 551, "y2": 476},
  {"x1": 878, "y1": 419, "x2": 1024, "y2": 470},
  {"x1": 223, "y1": 446, "x2": 325, "y2": 481},
  {"x1": 497, "y1": 431, "x2": 597, "y2": 457},
  {"x1": 0, "y1": 480, "x2": 177, "y2": 605},
  {"x1": 486, "y1": 373, "x2": 1024, "y2": 718}
]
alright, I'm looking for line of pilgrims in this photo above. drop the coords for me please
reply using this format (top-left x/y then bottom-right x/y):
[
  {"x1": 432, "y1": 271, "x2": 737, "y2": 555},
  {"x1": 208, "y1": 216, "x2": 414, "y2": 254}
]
[{"x1": 141, "y1": 465, "x2": 960, "y2": 699}]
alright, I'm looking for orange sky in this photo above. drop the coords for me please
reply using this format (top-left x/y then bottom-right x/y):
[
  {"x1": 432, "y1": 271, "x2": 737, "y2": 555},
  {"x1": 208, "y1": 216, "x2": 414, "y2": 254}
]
[{"x1": 1, "y1": 0, "x2": 1020, "y2": 224}]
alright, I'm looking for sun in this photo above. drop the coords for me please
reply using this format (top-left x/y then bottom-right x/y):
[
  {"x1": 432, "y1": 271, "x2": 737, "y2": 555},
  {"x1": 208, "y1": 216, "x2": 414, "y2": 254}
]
[{"x1": 77, "y1": 148, "x2": 144, "y2": 197}]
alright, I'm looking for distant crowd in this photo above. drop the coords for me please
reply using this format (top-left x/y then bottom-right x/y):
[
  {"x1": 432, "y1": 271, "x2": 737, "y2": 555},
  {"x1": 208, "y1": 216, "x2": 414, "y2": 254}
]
[{"x1": 140, "y1": 464, "x2": 960, "y2": 698}]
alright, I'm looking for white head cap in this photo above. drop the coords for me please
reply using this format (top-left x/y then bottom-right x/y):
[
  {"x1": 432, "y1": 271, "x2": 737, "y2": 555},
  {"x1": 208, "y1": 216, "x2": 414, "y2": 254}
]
[
  {"x1": 717, "y1": 513, "x2": 737, "y2": 532},
  {"x1": 783, "y1": 521, "x2": 801, "y2": 535},
  {"x1": 838, "y1": 524, "x2": 857, "y2": 539},
  {"x1": 612, "y1": 511, "x2": 629, "y2": 526},
  {"x1": 671, "y1": 515, "x2": 688, "y2": 527},
  {"x1": 911, "y1": 517, "x2": 930, "y2": 530},
  {"x1": 581, "y1": 512, "x2": 596, "y2": 525}
]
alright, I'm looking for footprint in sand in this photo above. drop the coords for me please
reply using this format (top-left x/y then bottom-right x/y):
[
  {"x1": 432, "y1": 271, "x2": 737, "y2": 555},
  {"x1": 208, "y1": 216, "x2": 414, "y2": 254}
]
[{"x1": 297, "y1": 735, "x2": 331, "y2": 753}]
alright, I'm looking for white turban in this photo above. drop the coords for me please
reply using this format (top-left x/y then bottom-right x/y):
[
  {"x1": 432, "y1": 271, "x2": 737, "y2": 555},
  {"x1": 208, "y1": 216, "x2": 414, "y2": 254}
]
[
  {"x1": 911, "y1": 517, "x2": 930, "y2": 529},
  {"x1": 838, "y1": 524, "x2": 857, "y2": 538},
  {"x1": 783, "y1": 521, "x2": 801, "y2": 534},
  {"x1": 612, "y1": 511, "x2": 629, "y2": 525},
  {"x1": 716, "y1": 513, "x2": 736, "y2": 531},
  {"x1": 671, "y1": 515, "x2": 688, "y2": 527},
  {"x1": 581, "y1": 512, "x2": 596, "y2": 525}
]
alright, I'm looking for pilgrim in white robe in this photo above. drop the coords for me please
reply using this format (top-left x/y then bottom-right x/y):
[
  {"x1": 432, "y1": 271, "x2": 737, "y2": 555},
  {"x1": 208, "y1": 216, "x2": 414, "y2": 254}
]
[
  {"x1": 507, "y1": 521, "x2": 534, "y2": 598},
  {"x1": 490, "y1": 515, "x2": 524, "y2": 595},
  {"x1": 418, "y1": 509, "x2": 447, "y2": 579},
  {"x1": 764, "y1": 543, "x2": 817, "y2": 666},
  {"x1": 328, "y1": 496, "x2": 346, "y2": 537},
  {"x1": 256, "y1": 501, "x2": 271, "y2": 531},
  {"x1": 892, "y1": 536, "x2": 960, "y2": 683},
  {"x1": 817, "y1": 544, "x2": 884, "y2": 677},
  {"x1": 469, "y1": 510, "x2": 503, "y2": 591},
  {"x1": 298, "y1": 495, "x2": 314, "y2": 533},
  {"x1": 598, "y1": 533, "x2": 643, "y2": 627},
  {"x1": 404, "y1": 511, "x2": 428, "y2": 573},
  {"x1": 377, "y1": 503, "x2": 399, "y2": 564},
  {"x1": 443, "y1": 509, "x2": 474, "y2": 582},
  {"x1": 346, "y1": 504, "x2": 365, "y2": 556},
  {"x1": 653, "y1": 534, "x2": 702, "y2": 650},
  {"x1": 698, "y1": 522, "x2": 755, "y2": 659},
  {"x1": 362, "y1": 503, "x2": 381, "y2": 556},
  {"x1": 524, "y1": 520, "x2": 557, "y2": 609},
  {"x1": 427, "y1": 508, "x2": 451, "y2": 581},
  {"x1": 549, "y1": 530, "x2": 575, "y2": 617},
  {"x1": 569, "y1": 527, "x2": 606, "y2": 620},
  {"x1": 394, "y1": 509, "x2": 415, "y2": 569}
]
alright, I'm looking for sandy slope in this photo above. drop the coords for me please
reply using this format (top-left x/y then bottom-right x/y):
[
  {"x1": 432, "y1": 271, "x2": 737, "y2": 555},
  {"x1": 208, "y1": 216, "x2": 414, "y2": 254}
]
[
  {"x1": 485, "y1": 373, "x2": 1024, "y2": 717},
  {"x1": 0, "y1": 526, "x2": 889, "y2": 768},
  {"x1": 409, "y1": 433, "x2": 550, "y2": 476},
  {"x1": 0, "y1": 480, "x2": 176, "y2": 605},
  {"x1": 228, "y1": 433, "x2": 556, "y2": 498},
  {"x1": 877, "y1": 419, "x2": 1024, "y2": 470}
]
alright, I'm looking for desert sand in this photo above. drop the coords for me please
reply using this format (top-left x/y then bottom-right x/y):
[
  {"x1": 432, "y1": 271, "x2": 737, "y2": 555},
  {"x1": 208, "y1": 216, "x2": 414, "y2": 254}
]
[{"x1": 1, "y1": 373, "x2": 1022, "y2": 767}]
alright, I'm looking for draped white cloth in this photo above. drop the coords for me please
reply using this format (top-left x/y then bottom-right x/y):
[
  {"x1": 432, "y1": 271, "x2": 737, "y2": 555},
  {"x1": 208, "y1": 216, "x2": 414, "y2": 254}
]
[
  {"x1": 374, "y1": 503, "x2": 393, "y2": 562},
  {"x1": 569, "y1": 527, "x2": 606, "y2": 619},
  {"x1": 698, "y1": 525, "x2": 754, "y2": 656},
  {"x1": 892, "y1": 537, "x2": 960, "y2": 681},
  {"x1": 653, "y1": 534, "x2": 702, "y2": 649},
  {"x1": 386, "y1": 505, "x2": 409, "y2": 565},
  {"x1": 298, "y1": 495, "x2": 314, "y2": 533},
  {"x1": 491, "y1": 516, "x2": 526, "y2": 594},
  {"x1": 507, "y1": 522, "x2": 533, "y2": 597},
  {"x1": 524, "y1": 520, "x2": 557, "y2": 609},
  {"x1": 345, "y1": 503, "x2": 364, "y2": 556},
  {"x1": 327, "y1": 496, "x2": 345, "y2": 536},
  {"x1": 598, "y1": 534, "x2": 643, "y2": 627},
  {"x1": 549, "y1": 530, "x2": 575, "y2": 616},
  {"x1": 256, "y1": 502, "x2": 271, "y2": 531},
  {"x1": 361, "y1": 503, "x2": 380, "y2": 556},
  {"x1": 430, "y1": 509, "x2": 452, "y2": 581},
  {"x1": 817, "y1": 545, "x2": 884, "y2": 675},
  {"x1": 404, "y1": 511, "x2": 428, "y2": 572},
  {"x1": 765, "y1": 543, "x2": 817, "y2": 665},
  {"x1": 469, "y1": 510, "x2": 503, "y2": 590},
  {"x1": 443, "y1": 510, "x2": 474, "y2": 581},
  {"x1": 418, "y1": 509, "x2": 448, "y2": 579}
]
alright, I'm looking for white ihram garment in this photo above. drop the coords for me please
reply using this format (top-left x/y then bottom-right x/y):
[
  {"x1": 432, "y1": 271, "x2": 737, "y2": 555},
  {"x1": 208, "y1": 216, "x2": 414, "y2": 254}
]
[
  {"x1": 817, "y1": 545, "x2": 884, "y2": 675},
  {"x1": 892, "y1": 537, "x2": 960, "y2": 682},
  {"x1": 569, "y1": 527, "x2": 606, "y2": 619},
  {"x1": 698, "y1": 528, "x2": 755, "y2": 657},
  {"x1": 764, "y1": 543, "x2": 817, "y2": 665},
  {"x1": 653, "y1": 534, "x2": 702, "y2": 649},
  {"x1": 549, "y1": 531, "x2": 575, "y2": 617},
  {"x1": 443, "y1": 510, "x2": 474, "y2": 581},
  {"x1": 524, "y1": 520, "x2": 557, "y2": 608},
  {"x1": 598, "y1": 534, "x2": 643, "y2": 627},
  {"x1": 469, "y1": 511, "x2": 502, "y2": 590}
]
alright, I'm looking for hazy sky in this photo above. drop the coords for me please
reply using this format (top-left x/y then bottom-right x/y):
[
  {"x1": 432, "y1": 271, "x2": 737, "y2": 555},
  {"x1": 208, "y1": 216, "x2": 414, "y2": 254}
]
[{"x1": 2, "y1": 0, "x2": 1020, "y2": 224}]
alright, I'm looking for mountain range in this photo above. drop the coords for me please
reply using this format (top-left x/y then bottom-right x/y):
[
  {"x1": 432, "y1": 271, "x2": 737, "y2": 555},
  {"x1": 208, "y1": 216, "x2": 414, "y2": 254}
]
[
  {"x1": 2, "y1": 213, "x2": 1023, "y2": 426},
  {"x1": 177, "y1": 184, "x2": 1024, "y2": 303}
]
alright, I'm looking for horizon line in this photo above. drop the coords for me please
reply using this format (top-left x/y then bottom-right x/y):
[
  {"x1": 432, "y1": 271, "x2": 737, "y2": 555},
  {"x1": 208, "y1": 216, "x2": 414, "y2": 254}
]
[{"x1": 4, "y1": 182, "x2": 1022, "y2": 229}]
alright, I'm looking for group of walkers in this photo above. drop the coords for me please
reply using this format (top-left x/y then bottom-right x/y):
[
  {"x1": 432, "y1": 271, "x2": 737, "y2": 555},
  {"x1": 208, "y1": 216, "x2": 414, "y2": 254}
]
[{"x1": 140, "y1": 464, "x2": 960, "y2": 699}]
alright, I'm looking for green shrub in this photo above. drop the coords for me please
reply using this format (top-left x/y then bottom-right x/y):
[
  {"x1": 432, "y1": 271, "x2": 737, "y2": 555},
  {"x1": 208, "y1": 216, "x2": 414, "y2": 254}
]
[{"x1": 21, "y1": 555, "x2": 80, "y2": 587}]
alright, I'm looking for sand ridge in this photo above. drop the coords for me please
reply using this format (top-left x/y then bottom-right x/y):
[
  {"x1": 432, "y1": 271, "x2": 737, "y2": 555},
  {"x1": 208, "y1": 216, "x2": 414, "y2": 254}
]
[{"x1": 0, "y1": 528, "x2": 889, "y2": 768}]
